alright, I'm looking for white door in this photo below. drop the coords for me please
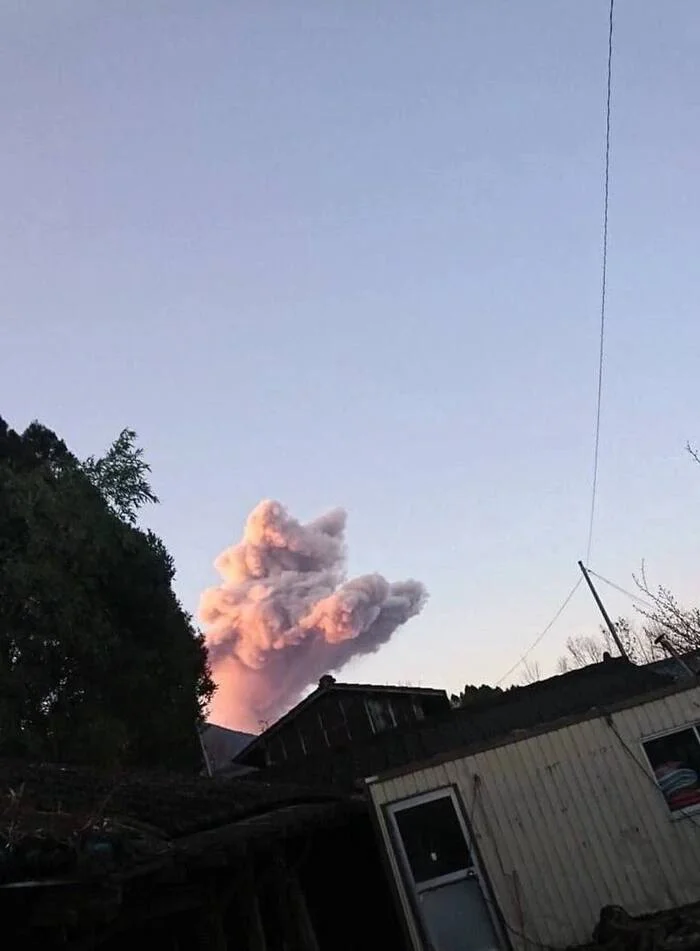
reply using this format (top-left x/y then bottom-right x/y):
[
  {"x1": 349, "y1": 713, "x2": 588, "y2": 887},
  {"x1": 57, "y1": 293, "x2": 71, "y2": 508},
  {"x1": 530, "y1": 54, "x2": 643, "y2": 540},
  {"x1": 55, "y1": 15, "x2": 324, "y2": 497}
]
[{"x1": 388, "y1": 788, "x2": 502, "y2": 951}]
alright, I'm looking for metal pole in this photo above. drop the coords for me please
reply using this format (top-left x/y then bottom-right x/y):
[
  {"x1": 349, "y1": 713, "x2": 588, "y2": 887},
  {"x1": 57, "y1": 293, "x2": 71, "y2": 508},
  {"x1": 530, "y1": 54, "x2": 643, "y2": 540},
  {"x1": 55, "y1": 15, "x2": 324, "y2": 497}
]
[{"x1": 578, "y1": 560, "x2": 628, "y2": 659}]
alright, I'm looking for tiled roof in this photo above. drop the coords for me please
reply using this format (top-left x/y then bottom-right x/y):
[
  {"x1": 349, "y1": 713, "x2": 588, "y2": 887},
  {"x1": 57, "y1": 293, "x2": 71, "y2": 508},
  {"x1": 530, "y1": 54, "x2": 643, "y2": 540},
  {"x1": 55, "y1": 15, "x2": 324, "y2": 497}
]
[
  {"x1": 248, "y1": 658, "x2": 677, "y2": 790},
  {"x1": 646, "y1": 650, "x2": 700, "y2": 679},
  {"x1": 234, "y1": 678, "x2": 449, "y2": 760},
  {"x1": 324, "y1": 681, "x2": 446, "y2": 695}
]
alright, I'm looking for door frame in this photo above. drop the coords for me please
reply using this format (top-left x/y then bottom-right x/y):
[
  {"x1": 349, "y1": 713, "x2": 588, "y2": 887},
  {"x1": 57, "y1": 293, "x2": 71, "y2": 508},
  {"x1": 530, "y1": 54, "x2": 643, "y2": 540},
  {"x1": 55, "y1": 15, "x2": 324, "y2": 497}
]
[{"x1": 384, "y1": 785, "x2": 508, "y2": 951}]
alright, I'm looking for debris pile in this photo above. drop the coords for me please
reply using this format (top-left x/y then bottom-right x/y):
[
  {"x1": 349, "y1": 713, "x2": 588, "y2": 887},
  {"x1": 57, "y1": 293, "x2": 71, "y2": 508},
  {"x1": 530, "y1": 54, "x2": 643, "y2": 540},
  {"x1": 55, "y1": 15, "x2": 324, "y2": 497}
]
[{"x1": 585, "y1": 905, "x2": 700, "y2": 951}]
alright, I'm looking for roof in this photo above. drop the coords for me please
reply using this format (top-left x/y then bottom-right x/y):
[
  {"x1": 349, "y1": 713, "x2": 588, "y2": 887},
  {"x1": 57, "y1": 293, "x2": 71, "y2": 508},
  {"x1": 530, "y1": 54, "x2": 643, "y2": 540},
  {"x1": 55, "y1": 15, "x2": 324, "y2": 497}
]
[
  {"x1": 235, "y1": 678, "x2": 448, "y2": 759},
  {"x1": 200, "y1": 724, "x2": 254, "y2": 772},
  {"x1": 248, "y1": 658, "x2": 679, "y2": 790},
  {"x1": 0, "y1": 759, "x2": 358, "y2": 886},
  {"x1": 646, "y1": 649, "x2": 700, "y2": 680},
  {"x1": 0, "y1": 760, "x2": 345, "y2": 839}
]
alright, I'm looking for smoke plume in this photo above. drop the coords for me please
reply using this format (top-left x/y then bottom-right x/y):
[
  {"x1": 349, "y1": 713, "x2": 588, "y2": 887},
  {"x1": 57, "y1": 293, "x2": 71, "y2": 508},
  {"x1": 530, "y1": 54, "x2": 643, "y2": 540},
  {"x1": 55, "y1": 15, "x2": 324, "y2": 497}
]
[{"x1": 199, "y1": 500, "x2": 427, "y2": 732}]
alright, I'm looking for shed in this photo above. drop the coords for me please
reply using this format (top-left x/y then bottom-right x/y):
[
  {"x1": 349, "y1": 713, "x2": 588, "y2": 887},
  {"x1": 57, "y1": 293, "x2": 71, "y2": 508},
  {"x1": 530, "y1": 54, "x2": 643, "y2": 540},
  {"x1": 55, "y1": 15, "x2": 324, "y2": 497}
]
[{"x1": 366, "y1": 662, "x2": 700, "y2": 951}]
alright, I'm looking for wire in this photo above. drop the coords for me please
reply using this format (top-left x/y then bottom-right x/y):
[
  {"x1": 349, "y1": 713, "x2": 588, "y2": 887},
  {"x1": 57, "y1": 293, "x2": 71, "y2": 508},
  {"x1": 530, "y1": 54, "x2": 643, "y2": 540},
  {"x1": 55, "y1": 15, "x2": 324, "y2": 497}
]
[
  {"x1": 467, "y1": 775, "x2": 558, "y2": 950},
  {"x1": 489, "y1": 1, "x2": 616, "y2": 688},
  {"x1": 589, "y1": 567, "x2": 700, "y2": 642},
  {"x1": 496, "y1": 578, "x2": 583, "y2": 686},
  {"x1": 605, "y1": 714, "x2": 700, "y2": 833},
  {"x1": 586, "y1": 0, "x2": 615, "y2": 564},
  {"x1": 585, "y1": 567, "x2": 657, "y2": 611}
]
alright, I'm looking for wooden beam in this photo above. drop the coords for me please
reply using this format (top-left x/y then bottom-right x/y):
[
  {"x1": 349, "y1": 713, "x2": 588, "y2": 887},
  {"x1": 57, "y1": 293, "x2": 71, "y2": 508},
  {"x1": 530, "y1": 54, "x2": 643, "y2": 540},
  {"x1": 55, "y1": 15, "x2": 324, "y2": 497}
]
[
  {"x1": 286, "y1": 870, "x2": 320, "y2": 951},
  {"x1": 235, "y1": 861, "x2": 268, "y2": 951},
  {"x1": 269, "y1": 852, "x2": 320, "y2": 951}
]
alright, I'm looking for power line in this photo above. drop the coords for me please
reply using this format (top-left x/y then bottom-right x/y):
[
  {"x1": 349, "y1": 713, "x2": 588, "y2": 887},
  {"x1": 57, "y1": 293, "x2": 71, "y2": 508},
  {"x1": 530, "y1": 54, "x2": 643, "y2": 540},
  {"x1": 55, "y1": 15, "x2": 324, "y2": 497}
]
[
  {"x1": 492, "y1": 2, "x2": 616, "y2": 686},
  {"x1": 588, "y1": 567, "x2": 700, "y2": 640},
  {"x1": 496, "y1": 578, "x2": 583, "y2": 686},
  {"x1": 585, "y1": 0, "x2": 615, "y2": 564},
  {"x1": 585, "y1": 566, "x2": 657, "y2": 611},
  {"x1": 605, "y1": 715, "x2": 700, "y2": 833}
]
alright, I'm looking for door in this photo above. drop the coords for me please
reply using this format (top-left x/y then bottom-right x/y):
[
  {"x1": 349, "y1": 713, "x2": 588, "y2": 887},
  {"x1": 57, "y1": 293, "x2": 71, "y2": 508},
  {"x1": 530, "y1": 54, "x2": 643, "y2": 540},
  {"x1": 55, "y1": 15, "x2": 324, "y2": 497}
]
[{"x1": 387, "y1": 788, "x2": 502, "y2": 951}]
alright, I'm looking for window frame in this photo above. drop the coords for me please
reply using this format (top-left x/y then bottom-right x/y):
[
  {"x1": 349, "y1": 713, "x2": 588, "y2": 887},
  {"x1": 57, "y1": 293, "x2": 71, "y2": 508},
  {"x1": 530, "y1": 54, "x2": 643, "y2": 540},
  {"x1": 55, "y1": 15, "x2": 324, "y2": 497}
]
[
  {"x1": 640, "y1": 722, "x2": 700, "y2": 819},
  {"x1": 386, "y1": 786, "x2": 478, "y2": 893}
]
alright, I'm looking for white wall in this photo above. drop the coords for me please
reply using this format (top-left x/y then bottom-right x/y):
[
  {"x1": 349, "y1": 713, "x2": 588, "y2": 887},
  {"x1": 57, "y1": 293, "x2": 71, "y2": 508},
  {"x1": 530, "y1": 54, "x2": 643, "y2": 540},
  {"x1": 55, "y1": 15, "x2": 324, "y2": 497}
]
[{"x1": 369, "y1": 685, "x2": 700, "y2": 950}]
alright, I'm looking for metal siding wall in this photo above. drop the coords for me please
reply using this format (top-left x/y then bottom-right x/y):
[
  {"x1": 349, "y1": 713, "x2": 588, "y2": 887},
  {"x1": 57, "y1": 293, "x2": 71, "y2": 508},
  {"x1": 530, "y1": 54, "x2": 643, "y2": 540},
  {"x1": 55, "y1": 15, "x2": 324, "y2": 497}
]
[{"x1": 368, "y1": 687, "x2": 700, "y2": 950}]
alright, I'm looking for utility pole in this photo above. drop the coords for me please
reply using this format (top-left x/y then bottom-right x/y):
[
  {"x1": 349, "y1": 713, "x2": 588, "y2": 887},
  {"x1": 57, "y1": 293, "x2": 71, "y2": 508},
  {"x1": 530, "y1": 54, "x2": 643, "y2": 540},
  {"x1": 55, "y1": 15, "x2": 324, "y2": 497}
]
[{"x1": 578, "y1": 560, "x2": 628, "y2": 659}]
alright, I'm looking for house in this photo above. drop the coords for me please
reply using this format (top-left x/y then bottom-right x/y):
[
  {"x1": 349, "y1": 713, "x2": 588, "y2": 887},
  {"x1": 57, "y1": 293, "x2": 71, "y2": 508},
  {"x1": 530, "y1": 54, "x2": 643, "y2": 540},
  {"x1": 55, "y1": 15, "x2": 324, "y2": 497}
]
[
  {"x1": 0, "y1": 759, "x2": 404, "y2": 950},
  {"x1": 238, "y1": 661, "x2": 674, "y2": 795},
  {"x1": 364, "y1": 658, "x2": 700, "y2": 951},
  {"x1": 233, "y1": 676, "x2": 451, "y2": 774}
]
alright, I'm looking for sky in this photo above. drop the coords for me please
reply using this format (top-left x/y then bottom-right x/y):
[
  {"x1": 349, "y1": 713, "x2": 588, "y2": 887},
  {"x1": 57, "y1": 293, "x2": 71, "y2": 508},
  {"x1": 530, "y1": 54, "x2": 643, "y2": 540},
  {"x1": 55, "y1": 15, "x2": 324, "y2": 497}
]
[{"x1": 1, "y1": 1, "x2": 699, "y2": 704}]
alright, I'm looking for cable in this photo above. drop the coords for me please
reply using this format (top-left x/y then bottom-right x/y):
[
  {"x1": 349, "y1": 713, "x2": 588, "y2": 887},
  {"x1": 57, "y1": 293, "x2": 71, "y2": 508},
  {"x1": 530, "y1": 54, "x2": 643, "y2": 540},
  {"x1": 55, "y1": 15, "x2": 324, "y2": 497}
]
[
  {"x1": 586, "y1": 0, "x2": 615, "y2": 564},
  {"x1": 488, "y1": 2, "x2": 616, "y2": 689},
  {"x1": 585, "y1": 567, "x2": 657, "y2": 611},
  {"x1": 467, "y1": 775, "x2": 558, "y2": 950},
  {"x1": 605, "y1": 714, "x2": 700, "y2": 833},
  {"x1": 496, "y1": 578, "x2": 583, "y2": 686},
  {"x1": 588, "y1": 567, "x2": 700, "y2": 639}
]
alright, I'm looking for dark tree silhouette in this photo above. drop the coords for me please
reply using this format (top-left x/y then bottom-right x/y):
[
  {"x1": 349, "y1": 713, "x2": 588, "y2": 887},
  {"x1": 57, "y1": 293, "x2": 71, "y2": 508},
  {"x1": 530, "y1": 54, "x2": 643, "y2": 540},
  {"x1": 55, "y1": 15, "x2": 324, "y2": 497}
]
[{"x1": 0, "y1": 416, "x2": 213, "y2": 770}]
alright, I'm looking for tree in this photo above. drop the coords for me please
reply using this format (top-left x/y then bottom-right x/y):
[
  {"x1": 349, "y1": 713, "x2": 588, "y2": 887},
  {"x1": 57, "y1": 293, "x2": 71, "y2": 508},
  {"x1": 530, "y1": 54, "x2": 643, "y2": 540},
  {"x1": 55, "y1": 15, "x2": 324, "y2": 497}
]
[
  {"x1": 556, "y1": 617, "x2": 659, "y2": 673},
  {"x1": 558, "y1": 444, "x2": 700, "y2": 672},
  {"x1": 80, "y1": 428, "x2": 159, "y2": 524},
  {"x1": 451, "y1": 683, "x2": 503, "y2": 708},
  {"x1": 520, "y1": 658, "x2": 543, "y2": 685},
  {"x1": 632, "y1": 566, "x2": 700, "y2": 654},
  {"x1": 0, "y1": 416, "x2": 214, "y2": 771}
]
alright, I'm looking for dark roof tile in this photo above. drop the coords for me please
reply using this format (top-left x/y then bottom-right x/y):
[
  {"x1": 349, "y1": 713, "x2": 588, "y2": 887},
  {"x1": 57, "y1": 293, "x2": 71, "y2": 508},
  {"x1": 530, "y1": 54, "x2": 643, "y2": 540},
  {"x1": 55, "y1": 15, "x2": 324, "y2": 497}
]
[{"x1": 249, "y1": 658, "x2": 677, "y2": 789}]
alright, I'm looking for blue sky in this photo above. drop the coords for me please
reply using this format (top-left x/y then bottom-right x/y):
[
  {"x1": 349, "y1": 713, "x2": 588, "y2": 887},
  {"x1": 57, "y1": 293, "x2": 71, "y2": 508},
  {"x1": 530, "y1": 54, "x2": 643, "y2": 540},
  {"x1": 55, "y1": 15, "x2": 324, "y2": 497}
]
[{"x1": 2, "y1": 1, "x2": 699, "y2": 697}]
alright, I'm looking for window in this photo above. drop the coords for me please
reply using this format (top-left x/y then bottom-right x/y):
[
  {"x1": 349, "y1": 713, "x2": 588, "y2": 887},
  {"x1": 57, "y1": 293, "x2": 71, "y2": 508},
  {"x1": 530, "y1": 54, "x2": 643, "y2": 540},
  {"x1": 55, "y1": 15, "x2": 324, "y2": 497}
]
[
  {"x1": 318, "y1": 700, "x2": 351, "y2": 747},
  {"x1": 266, "y1": 736, "x2": 287, "y2": 766},
  {"x1": 367, "y1": 698, "x2": 396, "y2": 733},
  {"x1": 392, "y1": 794, "x2": 472, "y2": 885},
  {"x1": 643, "y1": 726, "x2": 700, "y2": 813}
]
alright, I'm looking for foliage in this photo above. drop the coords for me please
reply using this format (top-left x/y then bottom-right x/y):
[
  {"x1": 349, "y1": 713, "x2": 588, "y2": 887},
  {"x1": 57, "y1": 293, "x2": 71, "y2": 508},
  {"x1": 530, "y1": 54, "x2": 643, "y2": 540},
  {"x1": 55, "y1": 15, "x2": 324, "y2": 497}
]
[
  {"x1": 80, "y1": 428, "x2": 159, "y2": 524},
  {"x1": 0, "y1": 416, "x2": 214, "y2": 771},
  {"x1": 451, "y1": 683, "x2": 503, "y2": 708},
  {"x1": 556, "y1": 617, "x2": 659, "y2": 673},
  {"x1": 556, "y1": 438, "x2": 700, "y2": 674}
]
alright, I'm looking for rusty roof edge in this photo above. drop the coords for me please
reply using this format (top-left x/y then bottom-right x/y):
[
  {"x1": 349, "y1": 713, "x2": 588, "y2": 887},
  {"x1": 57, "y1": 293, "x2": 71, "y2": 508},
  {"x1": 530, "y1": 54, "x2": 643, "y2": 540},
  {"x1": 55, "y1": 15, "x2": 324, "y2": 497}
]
[{"x1": 364, "y1": 678, "x2": 700, "y2": 788}]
